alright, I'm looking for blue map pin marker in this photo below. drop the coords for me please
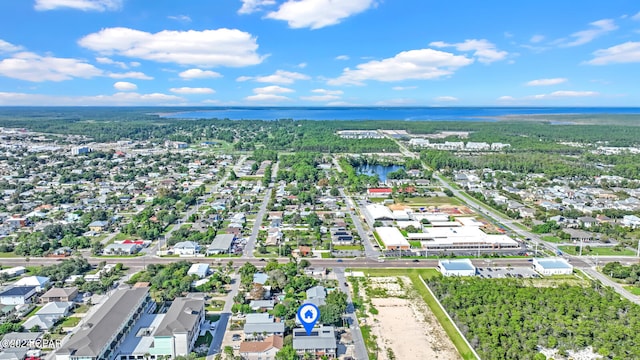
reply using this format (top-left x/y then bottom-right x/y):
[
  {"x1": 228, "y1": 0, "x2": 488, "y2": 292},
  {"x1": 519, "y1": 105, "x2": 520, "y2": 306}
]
[{"x1": 297, "y1": 303, "x2": 320, "y2": 336}]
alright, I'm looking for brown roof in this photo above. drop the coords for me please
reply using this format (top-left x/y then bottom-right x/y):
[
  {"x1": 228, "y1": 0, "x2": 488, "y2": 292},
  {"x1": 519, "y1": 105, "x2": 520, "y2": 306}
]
[
  {"x1": 133, "y1": 282, "x2": 150, "y2": 288},
  {"x1": 239, "y1": 335, "x2": 283, "y2": 353}
]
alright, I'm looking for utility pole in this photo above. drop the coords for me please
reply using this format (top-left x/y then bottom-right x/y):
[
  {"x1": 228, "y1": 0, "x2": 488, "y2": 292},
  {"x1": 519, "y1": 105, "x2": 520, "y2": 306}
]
[{"x1": 579, "y1": 239, "x2": 583, "y2": 257}]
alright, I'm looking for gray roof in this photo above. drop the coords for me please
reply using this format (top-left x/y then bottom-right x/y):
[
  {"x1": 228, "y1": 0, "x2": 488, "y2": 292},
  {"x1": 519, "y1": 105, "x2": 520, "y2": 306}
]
[
  {"x1": 245, "y1": 313, "x2": 275, "y2": 324},
  {"x1": 303, "y1": 298, "x2": 325, "y2": 307},
  {"x1": 208, "y1": 234, "x2": 235, "y2": 252},
  {"x1": 243, "y1": 322, "x2": 284, "y2": 335},
  {"x1": 292, "y1": 327, "x2": 336, "y2": 350},
  {"x1": 41, "y1": 287, "x2": 78, "y2": 299},
  {"x1": 306, "y1": 286, "x2": 326, "y2": 300},
  {"x1": 57, "y1": 287, "x2": 149, "y2": 358},
  {"x1": 37, "y1": 301, "x2": 72, "y2": 316},
  {"x1": 0, "y1": 349, "x2": 27, "y2": 360},
  {"x1": 1, "y1": 332, "x2": 42, "y2": 342},
  {"x1": 23, "y1": 315, "x2": 58, "y2": 330},
  {"x1": 154, "y1": 297, "x2": 204, "y2": 337}
]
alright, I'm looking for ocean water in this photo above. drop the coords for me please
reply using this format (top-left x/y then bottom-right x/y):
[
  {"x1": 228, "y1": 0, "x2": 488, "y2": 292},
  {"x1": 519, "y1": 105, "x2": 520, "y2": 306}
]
[{"x1": 159, "y1": 107, "x2": 640, "y2": 121}]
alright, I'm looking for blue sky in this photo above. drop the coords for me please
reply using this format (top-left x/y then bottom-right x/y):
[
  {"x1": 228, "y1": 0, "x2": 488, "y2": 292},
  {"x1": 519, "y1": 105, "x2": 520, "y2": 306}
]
[{"x1": 0, "y1": 0, "x2": 639, "y2": 106}]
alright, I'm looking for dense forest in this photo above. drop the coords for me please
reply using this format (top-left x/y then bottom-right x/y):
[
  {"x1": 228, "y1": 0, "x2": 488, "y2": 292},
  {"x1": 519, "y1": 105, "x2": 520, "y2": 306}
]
[{"x1": 428, "y1": 277, "x2": 640, "y2": 360}]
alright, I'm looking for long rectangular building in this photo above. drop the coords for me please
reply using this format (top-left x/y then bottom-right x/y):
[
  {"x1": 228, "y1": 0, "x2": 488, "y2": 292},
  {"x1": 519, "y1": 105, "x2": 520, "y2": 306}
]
[
  {"x1": 56, "y1": 287, "x2": 153, "y2": 360},
  {"x1": 375, "y1": 227, "x2": 410, "y2": 250},
  {"x1": 408, "y1": 226, "x2": 519, "y2": 250}
]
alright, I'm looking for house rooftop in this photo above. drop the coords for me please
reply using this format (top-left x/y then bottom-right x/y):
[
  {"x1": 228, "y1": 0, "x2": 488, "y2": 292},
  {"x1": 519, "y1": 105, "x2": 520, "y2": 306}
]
[
  {"x1": 154, "y1": 297, "x2": 204, "y2": 337},
  {"x1": 534, "y1": 258, "x2": 573, "y2": 269},
  {"x1": 439, "y1": 259, "x2": 476, "y2": 271}
]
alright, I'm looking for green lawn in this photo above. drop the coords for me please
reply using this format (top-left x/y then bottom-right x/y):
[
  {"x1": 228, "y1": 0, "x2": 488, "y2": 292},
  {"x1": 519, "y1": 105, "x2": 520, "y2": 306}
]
[
  {"x1": 60, "y1": 317, "x2": 81, "y2": 327},
  {"x1": 334, "y1": 245, "x2": 362, "y2": 250},
  {"x1": 321, "y1": 252, "x2": 332, "y2": 258},
  {"x1": 74, "y1": 304, "x2": 90, "y2": 313},
  {"x1": 362, "y1": 268, "x2": 478, "y2": 360},
  {"x1": 542, "y1": 235, "x2": 563, "y2": 243},
  {"x1": 360, "y1": 324, "x2": 378, "y2": 360},
  {"x1": 409, "y1": 240, "x2": 422, "y2": 248},
  {"x1": 558, "y1": 245, "x2": 636, "y2": 256},
  {"x1": 0, "y1": 252, "x2": 20, "y2": 258},
  {"x1": 194, "y1": 331, "x2": 213, "y2": 347},
  {"x1": 625, "y1": 286, "x2": 640, "y2": 296},
  {"x1": 207, "y1": 300, "x2": 225, "y2": 312}
]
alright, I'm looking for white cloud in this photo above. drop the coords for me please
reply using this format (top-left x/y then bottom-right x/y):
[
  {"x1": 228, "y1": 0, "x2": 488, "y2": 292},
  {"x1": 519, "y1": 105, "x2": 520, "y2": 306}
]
[
  {"x1": 108, "y1": 71, "x2": 153, "y2": 80},
  {"x1": 497, "y1": 96, "x2": 515, "y2": 101},
  {"x1": 0, "y1": 52, "x2": 103, "y2": 82},
  {"x1": 587, "y1": 41, "x2": 640, "y2": 65},
  {"x1": 266, "y1": 0, "x2": 377, "y2": 30},
  {"x1": 335, "y1": 55, "x2": 350, "y2": 60},
  {"x1": 170, "y1": 87, "x2": 215, "y2": 94},
  {"x1": 113, "y1": 81, "x2": 137, "y2": 91},
  {"x1": 300, "y1": 88, "x2": 343, "y2": 102},
  {"x1": 129, "y1": 61, "x2": 140, "y2": 67},
  {"x1": 79, "y1": 27, "x2": 265, "y2": 67},
  {"x1": 253, "y1": 85, "x2": 294, "y2": 94},
  {"x1": 167, "y1": 15, "x2": 191, "y2": 22},
  {"x1": 525, "y1": 78, "x2": 567, "y2": 86},
  {"x1": 328, "y1": 48, "x2": 473, "y2": 85},
  {"x1": 34, "y1": 0, "x2": 122, "y2": 11},
  {"x1": 238, "y1": 0, "x2": 276, "y2": 14},
  {"x1": 633, "y1": 12, "x2": 640, "y2": 21},
  {"x1": 0, "y1": 91, "x2": 183, "y2": 106},
  {"x1": 528, "y1": 90, "x2": 598, "y2": 99},
  {"x1": 0, "y1": 39, "x2": 22, "y2": 53},
  {"x1": 179, "y1": 68, "x2": 222, "y2": 79},
  {"x1": 563, "y1": 19, "x2": 617, "y2": 47},
  {"x1": 430, "y1": 39, "x2": 507, "y2": 63},
  {"x1": 239, "y1": 70, "x2": 310, "y2": 84},
  {"x1": 245, "y1": 94, "x2": 291, "y2": 102},
  {"x1": 392, "y1": 86, "x2": 417, "y2": 91},
  {"x1": 434, "y1": 96, "x2": 459, "y2": 102},
  {"x1": 530, "y1": 35, "x2": 545, "y2": 43},
  {"x1": 297, "y1": 62, "x2": 307, "y2": 68},
  {"x1": 96, "y1": 56, "x2": 128, "y2": 69}
]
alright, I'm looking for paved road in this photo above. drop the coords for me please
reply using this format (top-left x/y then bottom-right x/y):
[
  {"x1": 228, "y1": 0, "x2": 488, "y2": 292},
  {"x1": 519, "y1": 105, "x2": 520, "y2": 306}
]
[
  {"x1": 244, "y1": 188, "x2": 272, "y2": 257},
  {"x1": 208, "y1": 274, "x2": 241, "y2": 355},
  {"x1": 582, "y1": 267, "x2": 640, "y2": 305},
  {"x1": 335, "y1": 268, "x2": 368, "y2": 360},
  {"x1": 339, "y1": 188, "x2": 380, "y2": 259}
]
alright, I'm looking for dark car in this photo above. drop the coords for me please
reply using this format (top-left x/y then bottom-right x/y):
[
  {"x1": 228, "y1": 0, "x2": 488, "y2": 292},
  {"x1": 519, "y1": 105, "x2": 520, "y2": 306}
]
[
  {"x1": 336, "y1": 259, "x2": 343, "y2": 262},
  {"x1": 412, "y1": 259, "x2": 420, "y2": 263}
]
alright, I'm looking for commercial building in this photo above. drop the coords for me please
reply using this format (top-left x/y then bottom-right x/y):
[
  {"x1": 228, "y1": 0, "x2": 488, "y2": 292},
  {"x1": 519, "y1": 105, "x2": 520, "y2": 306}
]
[
  {"x1": 438, "y1": 259, "x2": 477, "y2": 277},
  {"x1": 407, "y1": 226, "x2": 519, "y2": 250},
  {"x1": 187, "y1": 264, "x2": 209, "y2": 279},
  {"x1": 532, "y1": 258, "x2": 573, "y2": 276},
  {"x1": 71, "y1": 146, "x2": 91, "y2": 155},
  {"x1": 206, "y1": 234, "x2": 235, "y2": 255},
  {"x1": 55, "y1": 287, "x2": 154, "y2": 360},
  {"x1": 374, "y1": 227, "x2": 410, "y2": 250}
]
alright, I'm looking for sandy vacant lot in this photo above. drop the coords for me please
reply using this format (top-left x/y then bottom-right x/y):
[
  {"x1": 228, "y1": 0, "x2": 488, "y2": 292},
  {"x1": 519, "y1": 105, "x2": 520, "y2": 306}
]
[{"x1": 365, "y1": 277, "x2": 459, "y2": 360}]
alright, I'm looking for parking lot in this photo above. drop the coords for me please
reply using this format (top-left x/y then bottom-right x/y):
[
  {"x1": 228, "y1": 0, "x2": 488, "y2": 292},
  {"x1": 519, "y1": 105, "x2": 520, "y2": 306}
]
[{"x1": 477, "y1": 266, "x2": 539, "y2": 279}]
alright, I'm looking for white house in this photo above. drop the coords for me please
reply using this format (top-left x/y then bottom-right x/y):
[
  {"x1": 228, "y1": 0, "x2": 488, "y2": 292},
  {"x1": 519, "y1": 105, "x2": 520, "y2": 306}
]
[
  {"x1": 239, "y1": 335, "x2": 283, "y2": 360},
  {"x1": 173, "y1": 241, "x2": 201, "y2": 256},
  {"x1": 438, "y1": 259, "x2": 476, "y2": 277},
  {"x1": 532, "y1": 258, "x2": 573, "y2": 276},
  {"x1": 14, "y1": 276, "x2": 50, "y2": 292},
  {"x1": 622, "y1": 215, "x2": 640, "y2": 229},
  {"x1": 187, "y1": 263, "x2": 209, "y2": 279},
  {"x1": 103, "y1": 243, "x2": 140, "y2": 255}
]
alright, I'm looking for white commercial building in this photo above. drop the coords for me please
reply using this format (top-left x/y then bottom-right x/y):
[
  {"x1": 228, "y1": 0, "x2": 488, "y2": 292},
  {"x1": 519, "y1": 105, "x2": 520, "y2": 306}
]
[
  {"x1": 532, "y1": 258, "x2": 573, "y2": 276},
  {"x1": 407, "y1": 226, "x2": 519, "y2": 250},
  {"x1": 438, "y1": 259, "x2": 477, "y2": 276},
  {"x1": 375, "y1": 227, "x2": 410, "y2": 250},
  {"x1": 365, "y1": 204, "x2": 394, "y2": 221},
  {"x1": 187, "y1": 263, "x2": 209, "y2": 278}
]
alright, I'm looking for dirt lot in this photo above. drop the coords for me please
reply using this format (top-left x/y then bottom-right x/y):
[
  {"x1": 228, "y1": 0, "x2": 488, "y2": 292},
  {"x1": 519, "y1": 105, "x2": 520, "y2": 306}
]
[{"x1": 362, "y1": 277, "x2": 459, "y2": 360}]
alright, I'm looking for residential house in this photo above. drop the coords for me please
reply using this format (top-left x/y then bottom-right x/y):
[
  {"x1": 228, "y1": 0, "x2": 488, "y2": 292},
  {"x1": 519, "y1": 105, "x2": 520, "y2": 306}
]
[
  {"x1": 578, "y1": 216, "x2": 598, "y2": 228},
  {"x1": 304, "y1": 286, "x2": 326, "y2": 307},
  {"x1": 564, "y1": 229, "x2": 594, "y2": 242},
  {"x1": 243, "y1": 314, "x2": 284, "y2": 340},
  {"x1": 622, "y1": 215, "x2": 640, "y2": 229},
  {"x1": 173, "y1": 241, "x2": 200, "y2": 256},
  {"x1": 187, "y1": 264, "x2": 209, "y2": 279},
  {"x1": 0, "y1": 287, "x2": 37, "y2": 305},
  {"x1": 292, "y1": 326, "x2": 337, "y2": 358},
  {"x1": 40, "y1": 287, "x2": 78, "y2": 303},
  {"x1": 239, "y1": 335, "x2": 283, "y2": 360},
  {"x1": 87, "y1": 221, "x2": 108, "y2": 232},
  {"x1": 249, "y1": 300, "x2": 275, "y2": 312},
  {"x1": 14, "y1": 276, "x2": 50, "y2": 292},
  {"x1": 23, "y1": 301, "x2": 73, "y2": 330}
]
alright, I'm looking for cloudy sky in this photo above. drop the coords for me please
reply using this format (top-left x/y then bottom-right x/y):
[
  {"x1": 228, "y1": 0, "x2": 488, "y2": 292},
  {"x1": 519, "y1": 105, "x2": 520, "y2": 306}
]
[{"x1": 0, "y1": 0, "x2": 639, "y2": 106}]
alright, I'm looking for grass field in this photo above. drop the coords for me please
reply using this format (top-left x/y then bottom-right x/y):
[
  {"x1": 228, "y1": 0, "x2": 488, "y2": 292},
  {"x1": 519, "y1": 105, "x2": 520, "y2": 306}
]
[
  {"x1": 60, "y1": 317, "x2": 81, "y2": 327},
  {"x1": 334, "y1": 245, "x2": 362, "y2": 250},
  {"x1": 361, "y1": 268, "x2": 477, "y2": 360},
  {"x1": 625, "y1": 286, "x2": 640, "y2": 296},
  {"x1": 558, "y1": 245, "x2": 636, "y2": 256},
  {"x1": 0, "y1": 252, "x2": 20, "y2": 258},
  {"x1": 542, "y1": 235, "x2": 563, "y2": 243}
]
